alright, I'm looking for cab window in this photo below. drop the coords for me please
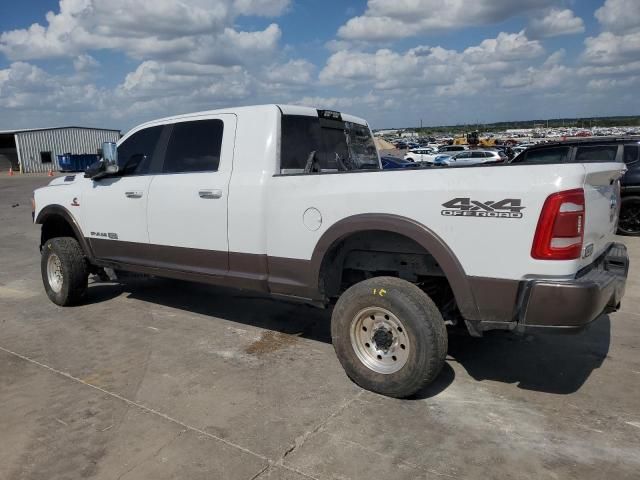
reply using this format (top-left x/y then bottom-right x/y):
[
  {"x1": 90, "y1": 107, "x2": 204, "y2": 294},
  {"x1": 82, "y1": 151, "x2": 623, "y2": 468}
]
[
  {"x1": 117, "y1": 126, "x2": 163, "y2": 176},
  {"x1": 516, "y1": 147, "x2": 569, "y2": 164},
  {"x1": 575, "y1": 145, "x2": 618, "y2": 162},
  {"x1": 163, "y1": 119, "x2": 224, "y2": 173}
]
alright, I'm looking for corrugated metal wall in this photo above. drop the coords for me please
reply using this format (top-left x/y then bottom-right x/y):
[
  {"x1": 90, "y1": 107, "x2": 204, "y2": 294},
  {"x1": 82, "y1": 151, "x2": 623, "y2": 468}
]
[{"x1": 15, "y1": 128, "x2": 120, "y2": 173}]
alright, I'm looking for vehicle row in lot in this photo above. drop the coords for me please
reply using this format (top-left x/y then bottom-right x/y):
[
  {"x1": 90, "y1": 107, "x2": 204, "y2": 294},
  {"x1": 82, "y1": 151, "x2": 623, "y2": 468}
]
[
  {"x1": 404, "y1": 145, "x2": 467, "y2": 164},
  {"x1": 402, "y1": 145, "x2": 508, "y2": 167},
  {"x1": 434, "y1": 149, "x2": 507, "y2": 166}
]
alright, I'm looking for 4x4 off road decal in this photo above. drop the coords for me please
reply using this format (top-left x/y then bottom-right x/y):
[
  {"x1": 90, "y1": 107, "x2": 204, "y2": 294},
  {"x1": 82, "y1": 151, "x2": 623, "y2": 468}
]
[{"x1": 441, "y1": 198, "x2": 525, "y2": 219}]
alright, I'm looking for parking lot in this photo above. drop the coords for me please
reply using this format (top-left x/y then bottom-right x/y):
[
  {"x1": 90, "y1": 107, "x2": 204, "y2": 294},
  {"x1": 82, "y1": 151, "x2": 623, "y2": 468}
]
[{"x1": 1, "y1": 175, "x2": 639, "y2": 480}]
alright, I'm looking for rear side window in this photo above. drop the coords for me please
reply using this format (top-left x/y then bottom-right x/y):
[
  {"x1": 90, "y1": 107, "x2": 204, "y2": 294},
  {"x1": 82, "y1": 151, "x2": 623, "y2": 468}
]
[
  {"x1": 624, "y1": 145, "x2": 639, "y2": 164},
  {"x1": 575, "y1": 145, "x2": 618, "y2": 162},
  {"x1": 471, "y1": 151, "x2": 485, "y2": 158},
  {"x1": 118, "y1": 126, "x2": 163, "y2": 175},
  {"x1": 281, "y1": 115, "x2": 322, "y2": 172},
  {"x1": 163, "y1": 119, "x2": 224, "y2": 173},
  {"x1": 518, "y1": 147, "x2": 569, "y2": 164},
  {"x1": 280, "y1": 115, "x2": 379, "y2": 173}
]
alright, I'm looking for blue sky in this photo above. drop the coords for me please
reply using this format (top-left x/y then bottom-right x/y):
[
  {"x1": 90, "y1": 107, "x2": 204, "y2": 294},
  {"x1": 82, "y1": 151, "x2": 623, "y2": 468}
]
[{"x1": 0, "y1": 0, "x2": 638, "y2": 131}]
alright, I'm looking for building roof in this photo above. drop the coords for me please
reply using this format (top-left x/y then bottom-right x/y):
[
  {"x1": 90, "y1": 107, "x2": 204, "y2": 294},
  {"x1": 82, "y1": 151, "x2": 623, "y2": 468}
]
[{"x1": 0, "y1": 126, "x2": 121, "y2": 135}]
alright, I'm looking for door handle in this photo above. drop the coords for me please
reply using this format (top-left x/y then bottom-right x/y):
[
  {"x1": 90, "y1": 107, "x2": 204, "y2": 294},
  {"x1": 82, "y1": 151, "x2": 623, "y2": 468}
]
[
  {"x1": 198, "y1": 189, "x2": 222, "y2": 199},
  {"x1": 125, "y1": 191, "x2": 143, "y2": 199}
]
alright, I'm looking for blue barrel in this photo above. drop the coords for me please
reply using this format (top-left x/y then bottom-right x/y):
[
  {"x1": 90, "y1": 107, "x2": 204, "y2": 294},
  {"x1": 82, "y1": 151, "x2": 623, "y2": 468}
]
[{"x1": 57, "y1": 153, "x2": 100, "y2": 172}]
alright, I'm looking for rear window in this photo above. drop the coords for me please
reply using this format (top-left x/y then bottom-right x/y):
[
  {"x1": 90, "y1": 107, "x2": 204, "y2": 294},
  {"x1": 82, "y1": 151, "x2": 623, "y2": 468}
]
[
  {"x1": 575, "y1": 145, "x2": 618, "y2": 162},
  {"x1": 280, "y1": 115, "x2": 379, "y2": 174},
  {"x1": 516, "y1": 147, "x2": 569, "y2": 164}
]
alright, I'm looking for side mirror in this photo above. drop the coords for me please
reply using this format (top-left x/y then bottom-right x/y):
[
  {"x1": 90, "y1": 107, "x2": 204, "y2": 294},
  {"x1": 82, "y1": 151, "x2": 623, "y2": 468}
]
[
  {"x1": 102, "y1": 142, "x2": 119, "y2": 174},
  {"x1": 85, "y1": 142, "x2": 119, "y2": 179}
]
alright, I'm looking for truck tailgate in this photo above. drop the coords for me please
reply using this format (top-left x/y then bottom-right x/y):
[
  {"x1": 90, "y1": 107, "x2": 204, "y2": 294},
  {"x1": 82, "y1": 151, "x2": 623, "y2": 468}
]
[{"x1": 581, "y1": 163, "x2": 626, "y2": 268}]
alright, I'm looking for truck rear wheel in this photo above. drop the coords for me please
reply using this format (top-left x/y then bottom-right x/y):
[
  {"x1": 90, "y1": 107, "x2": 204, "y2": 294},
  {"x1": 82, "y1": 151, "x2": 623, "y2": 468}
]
[
  {"x1": 41, "y1": 237, "x2": 88, "y2": 306},
  {"x1": 331, "y1": 276, "x2": 447, "y2": 398}
]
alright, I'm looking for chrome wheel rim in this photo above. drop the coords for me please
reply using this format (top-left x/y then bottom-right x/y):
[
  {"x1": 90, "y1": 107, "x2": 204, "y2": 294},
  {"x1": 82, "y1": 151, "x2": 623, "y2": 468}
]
[
  {"x1": 350, "y1": 307, "x2": 410, "y2": 374},
  {"x1": 47, "y1": 253, "x2": 63, "y2": 293}
]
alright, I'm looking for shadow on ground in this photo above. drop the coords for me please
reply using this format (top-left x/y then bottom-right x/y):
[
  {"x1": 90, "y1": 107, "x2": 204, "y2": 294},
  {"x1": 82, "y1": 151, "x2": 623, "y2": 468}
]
[
  {"x1": 87, "y1": 276, "x2": 611, "y2": 397},
  {"x1": 447, "y1": 316, "x2": 611, "y2": 395}
]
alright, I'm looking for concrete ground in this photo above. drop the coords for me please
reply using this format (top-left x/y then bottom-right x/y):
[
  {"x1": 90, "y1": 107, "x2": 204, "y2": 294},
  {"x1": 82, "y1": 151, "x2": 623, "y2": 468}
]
[{"x1": 1, "y1": 175, "x2": 639, "y2": 480}]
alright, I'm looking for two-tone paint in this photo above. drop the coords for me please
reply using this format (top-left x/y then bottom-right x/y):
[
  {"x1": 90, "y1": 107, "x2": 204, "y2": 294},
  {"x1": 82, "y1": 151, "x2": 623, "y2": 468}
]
[{"x1": 35, "y1": 104, "x2": 627, "y2": 331}]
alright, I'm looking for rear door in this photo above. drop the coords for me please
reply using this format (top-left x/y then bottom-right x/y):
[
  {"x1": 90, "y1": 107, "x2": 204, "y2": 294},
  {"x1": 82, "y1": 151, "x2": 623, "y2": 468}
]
[
  {"x1": 146, "y1": 115, "x2": 236, "y2": 275},
  {"x1": 451, "y1": 151, "x2": 472, "y2": 165}
]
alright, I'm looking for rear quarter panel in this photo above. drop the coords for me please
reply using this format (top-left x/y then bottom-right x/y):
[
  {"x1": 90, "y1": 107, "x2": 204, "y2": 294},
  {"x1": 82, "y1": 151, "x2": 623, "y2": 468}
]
[{"x1": 265, "y1": 164, "x2": 594, "y2": 281}]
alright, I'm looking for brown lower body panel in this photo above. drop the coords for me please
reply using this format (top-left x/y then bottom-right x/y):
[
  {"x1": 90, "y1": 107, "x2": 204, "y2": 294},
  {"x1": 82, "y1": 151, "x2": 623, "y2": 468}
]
[{"x1": 89, "y1": 238, "x2": 318, "y2": 300}]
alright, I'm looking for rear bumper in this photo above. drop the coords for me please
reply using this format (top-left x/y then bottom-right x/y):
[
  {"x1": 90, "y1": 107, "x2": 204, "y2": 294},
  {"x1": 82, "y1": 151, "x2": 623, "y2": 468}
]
[{"x1": 519, "y1": 243, "x2": 629, "y2": 330}]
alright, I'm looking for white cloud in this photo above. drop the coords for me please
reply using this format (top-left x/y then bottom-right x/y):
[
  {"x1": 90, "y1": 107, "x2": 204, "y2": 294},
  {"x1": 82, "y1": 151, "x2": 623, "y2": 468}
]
[
  {"x1": 0, "y1": 61, "x2": 108, "y2": 116},
  {"x1": 0, "y1": 0, "x2": 289, "y2": 61},
  {"x1": 583, "y1": 31, "x2": 640, "y2": 65},
  {"x1": 595, "y1": 0, "x2": 640, "y2": 34},
  {"x1": 234, "y1": 0, "x2": 290, "y2": 16},
  {"x1": 1, "y1": 0, "x2": 639, "y2": 131},
  {"x1": 264, "y1": 59, "x2": 315, "y2": 85},
  {"x1": 337, "y1": 0, "x2": 554, "y2": 41},
  {"x1": 527, "y1": 9, "x2": 585, "y2": 38},
  {"x1": 587, "y1": 76, "x2": 639, "y2": 90},
  {"x1": 293, "y1": 92, "x2": 392, "y2": 111},
  {"x1": 73, "y1": 53, "x2": 99, "y2": 72},
  {"x1": 320, "y1": 31, "x2": 544, "y2": 90}
]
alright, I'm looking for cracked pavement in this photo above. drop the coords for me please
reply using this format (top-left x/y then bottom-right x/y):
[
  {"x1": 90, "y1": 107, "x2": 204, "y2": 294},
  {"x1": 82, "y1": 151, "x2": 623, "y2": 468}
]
[{"x1": 1, "y1": 176, "x2": 639, "y2": 479}]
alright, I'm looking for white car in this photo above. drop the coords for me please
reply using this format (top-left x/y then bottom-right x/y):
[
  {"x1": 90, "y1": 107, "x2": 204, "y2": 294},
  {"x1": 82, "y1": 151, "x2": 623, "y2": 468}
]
[
  {"x1": 33, "y1": 104, "x2": 629, "y2": 398},
  {"x1": 403, "y1": 147, "x2": 438, "y2": 163}
]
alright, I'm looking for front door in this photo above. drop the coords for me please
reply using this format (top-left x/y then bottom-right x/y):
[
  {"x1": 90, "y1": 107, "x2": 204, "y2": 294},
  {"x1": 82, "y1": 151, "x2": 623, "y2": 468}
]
[
  {"x1": 146, "y1": 115, "x2": 236, "y2": 276},
  {"x1": 81, "y1": 125, "x2": 165, "y2": 263}
]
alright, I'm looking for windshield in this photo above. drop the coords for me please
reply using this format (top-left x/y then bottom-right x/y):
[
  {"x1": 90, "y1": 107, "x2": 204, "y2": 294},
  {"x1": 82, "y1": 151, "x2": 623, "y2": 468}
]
[{"x1": 280, "y1": 114, "x2": 380, "y2": 174}]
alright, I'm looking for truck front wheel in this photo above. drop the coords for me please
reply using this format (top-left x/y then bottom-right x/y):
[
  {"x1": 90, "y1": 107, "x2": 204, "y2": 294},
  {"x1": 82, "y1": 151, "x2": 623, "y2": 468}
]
[
  {"x1": 331, "y1": 276, "x2": 447, "y2": 398},
  {"x1": 41, "y1": 237, "x2": 88, "y2": 306}
]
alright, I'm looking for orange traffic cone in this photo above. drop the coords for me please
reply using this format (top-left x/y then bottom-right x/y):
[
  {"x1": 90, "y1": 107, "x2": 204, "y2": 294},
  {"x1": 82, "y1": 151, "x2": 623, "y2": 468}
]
[
  {"x1": 8, "y1": 167, "x2": 13, "y2": 176},
  {"x1": 48, "y1": 168, "x2": 53, "y2": 177}
]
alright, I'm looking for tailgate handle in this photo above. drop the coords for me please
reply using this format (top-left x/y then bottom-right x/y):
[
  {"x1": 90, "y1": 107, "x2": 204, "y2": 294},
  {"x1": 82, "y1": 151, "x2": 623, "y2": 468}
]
[{"x1": 199, "y1": 189, "x2": 222, "y2": 199}]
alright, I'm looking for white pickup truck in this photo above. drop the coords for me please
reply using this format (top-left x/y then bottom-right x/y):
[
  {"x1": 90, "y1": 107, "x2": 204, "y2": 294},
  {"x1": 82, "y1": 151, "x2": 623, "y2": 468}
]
[{"x1": 34, "y1": 104, "x2": 629, "y2": 398}]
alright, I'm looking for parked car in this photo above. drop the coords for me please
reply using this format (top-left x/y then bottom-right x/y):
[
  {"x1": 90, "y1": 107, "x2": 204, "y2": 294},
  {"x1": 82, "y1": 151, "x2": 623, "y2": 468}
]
[
  {"x1": 403, "y1": 147, "x2": 438, "y2": 163},
  {"x1": 510, "y1": 137, "x2": 640, "y2": 236},
  {"x1": 435, "y1": 150, "x2": 506, "y2": 167},
  {"x1": 620, "y1": 141, "x2": 640, "y2": 236},
  {"x1": 33, "y1": 105, "x2": 628, "y2": 398},
  {"x1": 381, "y1": 155, "x2": 420, "y2": 169},
  {"x1": 438, "y1": 145, "x2": 468, "y2": 153}
]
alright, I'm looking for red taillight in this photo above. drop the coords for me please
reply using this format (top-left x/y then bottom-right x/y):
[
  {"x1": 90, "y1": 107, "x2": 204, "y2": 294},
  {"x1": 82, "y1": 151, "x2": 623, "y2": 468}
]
[{"x1": 532, "y1": 188, "x2": 585, "y2": 260}]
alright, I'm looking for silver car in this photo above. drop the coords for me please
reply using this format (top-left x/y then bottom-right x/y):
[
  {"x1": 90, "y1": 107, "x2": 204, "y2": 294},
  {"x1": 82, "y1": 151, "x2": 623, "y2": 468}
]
[{"x1": 436, "y1": 150, "x2": 506, "y2": 167}]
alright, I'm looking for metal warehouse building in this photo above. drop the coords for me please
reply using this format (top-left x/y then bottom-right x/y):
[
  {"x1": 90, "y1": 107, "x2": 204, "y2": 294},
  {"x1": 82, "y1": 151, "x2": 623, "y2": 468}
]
[{"x1": 0, "y1": 127, "x2": 120, "y2": 173}]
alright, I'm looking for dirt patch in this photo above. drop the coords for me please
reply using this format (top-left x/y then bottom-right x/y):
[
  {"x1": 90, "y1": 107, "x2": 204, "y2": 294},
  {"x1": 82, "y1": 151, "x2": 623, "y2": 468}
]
[{"x1": 244, "y1": 331, "x2": 298, "y2": 356}]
